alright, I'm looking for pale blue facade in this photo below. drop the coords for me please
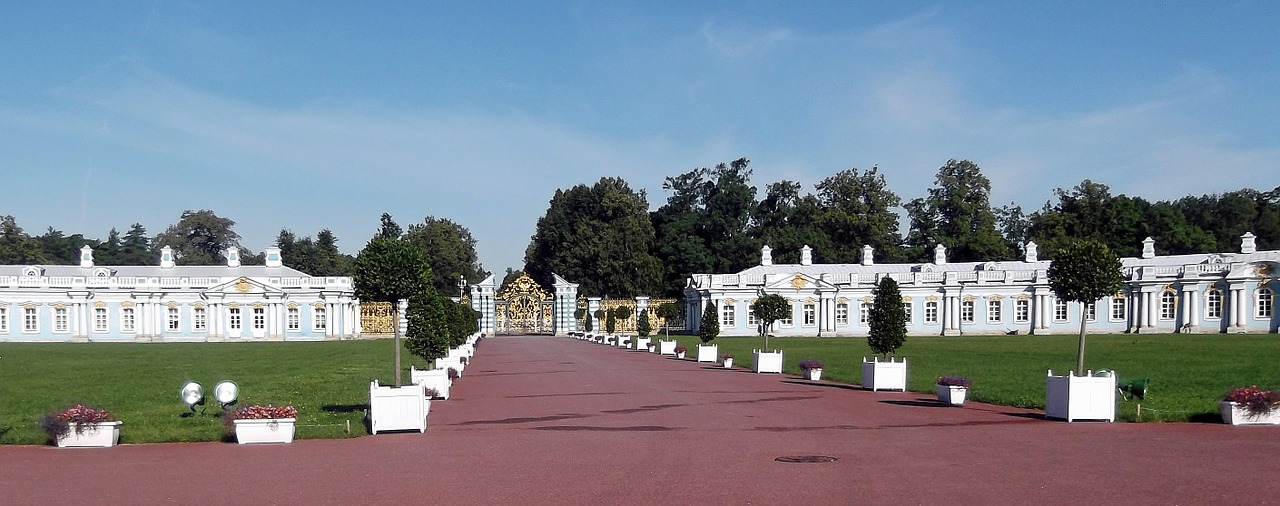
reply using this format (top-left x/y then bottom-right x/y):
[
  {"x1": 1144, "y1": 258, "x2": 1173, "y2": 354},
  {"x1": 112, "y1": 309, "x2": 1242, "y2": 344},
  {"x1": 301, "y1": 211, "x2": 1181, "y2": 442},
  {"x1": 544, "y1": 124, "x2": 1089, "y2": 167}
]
[
  {"x1": 686, "y1": 234, "x2": 1280, "y2": 337},
  {"x1": 0, "y1": 245, "x2": 360, "y2": 342}
]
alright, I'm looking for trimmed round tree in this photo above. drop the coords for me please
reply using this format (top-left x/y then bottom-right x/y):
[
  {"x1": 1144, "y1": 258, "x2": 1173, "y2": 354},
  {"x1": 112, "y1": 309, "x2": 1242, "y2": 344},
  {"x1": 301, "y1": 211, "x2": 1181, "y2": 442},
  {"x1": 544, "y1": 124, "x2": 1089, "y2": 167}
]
[
  {"x1": 637, "y1": 309, "x2": 652, "y2": 337},
  {"x1": 613, "y1": 306, "x2": 633, "y2": 332},
  {"x1": 583, "y1": 311, "x2": 594, "y2": 332},
  {"x1": 1048, "y1": 240, "x2": 1124, "y2": 373},
  {"x1": 405, "y1": 293, "x2": 449, "y2": 365},
  {"x1": 698, "y1": 302, "x2": 719, "y2": 344},
  {"x1": 605, "y1": 309, "x2": 617, "y2": 334},
  {"x1": 867, "y1": 277, "x2": 907, "y2": 357},
  {"x1": 750, "y1": 293, "x2": 791, "y2": 351},
  {"x1": 656, "y1": 302, "x2": 681, "y2": 337},
  {"x1": 354, "y1": 237, "x2": 431, "y2": 387}
]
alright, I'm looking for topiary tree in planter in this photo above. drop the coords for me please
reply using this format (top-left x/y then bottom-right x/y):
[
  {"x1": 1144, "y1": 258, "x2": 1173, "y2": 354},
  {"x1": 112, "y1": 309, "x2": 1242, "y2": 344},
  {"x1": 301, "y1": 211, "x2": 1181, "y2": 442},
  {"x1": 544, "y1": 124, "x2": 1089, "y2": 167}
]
[
  {"x1": 592, "y1": 309, "x2": 605, "y2": 332},
  {"x1": 867, "y1": 276, "x2": 907, "y2": 357},
  {"x1": 613, "y1": 305, "x2": 633, "y2": 333},
  {"x1": 405, "y1": 292, "x2": 449, "y2": 366},
  {"x1": 656, "y1": 302, "x2": 681, "y2": 337},
  {"x1": 637, "y1": 309, "x2": 652, "y2": 337},
  {"x1": 750, "y1": 293, "x2": 790, "y2": 352},
  {"x1": 698, "y1": 302, "x2": 719, "y2": 344},
  {"x1": 354, "y1": 236, "x2": 432, "y2": 387},
  {"x1": 605, "y1": 309, "x2": 617, "y2": 334},
  {"x1": 583, "y1": 311, "x2": 594, "y2": 332},
  {"x1": 1048, "y1": 239, "x2": 1124, "y2": 373}
]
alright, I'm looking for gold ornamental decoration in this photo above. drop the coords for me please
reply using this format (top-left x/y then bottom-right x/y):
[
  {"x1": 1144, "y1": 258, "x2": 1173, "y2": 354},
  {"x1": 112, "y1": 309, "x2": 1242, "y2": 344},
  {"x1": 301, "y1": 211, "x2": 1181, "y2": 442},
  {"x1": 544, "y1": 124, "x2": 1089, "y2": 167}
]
[
  {"x1": 235, "y1": 277, "x2": 252, "y2": 293},
  {"x1": 360, "y1": 301, "x2": 395, "y2": 335},
  {"x1": 790, "y1": 275, "x2": 807, "y2": 290},
  {"x1": 495, "y1": 274, "x2": 552, "y2": 334}
]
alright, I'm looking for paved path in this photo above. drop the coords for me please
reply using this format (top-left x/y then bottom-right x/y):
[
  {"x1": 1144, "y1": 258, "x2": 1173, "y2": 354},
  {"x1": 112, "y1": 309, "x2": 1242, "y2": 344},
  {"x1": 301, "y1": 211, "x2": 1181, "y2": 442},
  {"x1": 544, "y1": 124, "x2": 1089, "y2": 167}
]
[{"x1": 3, "y1": 336, "x2": 1279, "y2": 505}]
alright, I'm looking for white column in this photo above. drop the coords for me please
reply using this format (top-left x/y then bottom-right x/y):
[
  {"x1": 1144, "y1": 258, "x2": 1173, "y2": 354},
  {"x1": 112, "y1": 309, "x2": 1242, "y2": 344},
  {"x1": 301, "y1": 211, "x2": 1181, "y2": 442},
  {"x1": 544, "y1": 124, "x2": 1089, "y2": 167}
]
[
  {"x1": 1230, "y1": 289, "x2": 1241, "y2": 328},
  {"x1": 1185, "y1": 287, "x2": 1199, "y2": 330}
]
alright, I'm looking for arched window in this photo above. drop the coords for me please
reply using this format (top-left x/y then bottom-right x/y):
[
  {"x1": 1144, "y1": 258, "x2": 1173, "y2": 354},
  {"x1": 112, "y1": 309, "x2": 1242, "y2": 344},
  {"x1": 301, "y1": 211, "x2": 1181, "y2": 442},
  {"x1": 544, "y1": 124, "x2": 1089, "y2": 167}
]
[
  {"x1": 1205, "y1": 288, "x2": 1223, "y2": 319},
  {"x1": 1159, "y1": 290, "x2": 1177, "y2": 320},
  {"x1": 1258, "y1": 287, "x2": 1275, "y2": 319}
]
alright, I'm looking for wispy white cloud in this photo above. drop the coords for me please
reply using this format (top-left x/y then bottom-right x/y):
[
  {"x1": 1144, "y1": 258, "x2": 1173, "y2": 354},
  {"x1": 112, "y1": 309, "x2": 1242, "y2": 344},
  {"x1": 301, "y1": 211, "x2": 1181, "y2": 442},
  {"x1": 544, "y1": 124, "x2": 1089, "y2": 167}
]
[{"x1": 700, "y1": 21, "x2": 793, "y2": 60}]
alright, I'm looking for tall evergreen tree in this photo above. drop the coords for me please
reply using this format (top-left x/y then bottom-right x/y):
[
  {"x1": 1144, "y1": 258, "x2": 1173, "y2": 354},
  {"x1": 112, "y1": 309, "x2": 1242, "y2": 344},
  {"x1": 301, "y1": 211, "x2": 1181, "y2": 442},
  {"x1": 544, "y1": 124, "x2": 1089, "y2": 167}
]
[
  {"x1": 404, "y1": 216, "x2": 488, "y2": 295},
  {"x1": 867, "y1": 277, "x2": 907, "y2": 358},
  {"x1": 153, "y1": 210, "x2": 241, "y2": 265},
  {"x1": 814, "y1": 166, "x2": 903, "y2": 263},
  {"x1": 118, "y1": 223, "x2": 153, "y2": 265},
  {"x1": 904, "y1": 159, "x2": 1010, "y2": 262},
  {"x1": 0, "y1": 215, "x2": 46, "y2": 264}
]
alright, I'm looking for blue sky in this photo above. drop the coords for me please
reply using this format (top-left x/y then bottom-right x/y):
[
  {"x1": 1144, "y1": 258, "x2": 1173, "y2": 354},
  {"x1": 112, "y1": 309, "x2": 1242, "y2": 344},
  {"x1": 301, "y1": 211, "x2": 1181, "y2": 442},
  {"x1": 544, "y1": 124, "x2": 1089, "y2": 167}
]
[{"x1": 2, "y1": 2, "x2": 1277, "y2": 274}]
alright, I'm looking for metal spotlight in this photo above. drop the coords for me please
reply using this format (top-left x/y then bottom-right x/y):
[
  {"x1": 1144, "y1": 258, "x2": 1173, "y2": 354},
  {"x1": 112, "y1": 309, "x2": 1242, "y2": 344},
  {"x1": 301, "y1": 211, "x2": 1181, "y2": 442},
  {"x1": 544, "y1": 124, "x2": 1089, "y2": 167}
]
[
  {"x1": 180, "y1": 382, "x2": 204, "y2": 412},
  {"x1": 214, "y1": 380, "x2": 239, "y2": 410}
]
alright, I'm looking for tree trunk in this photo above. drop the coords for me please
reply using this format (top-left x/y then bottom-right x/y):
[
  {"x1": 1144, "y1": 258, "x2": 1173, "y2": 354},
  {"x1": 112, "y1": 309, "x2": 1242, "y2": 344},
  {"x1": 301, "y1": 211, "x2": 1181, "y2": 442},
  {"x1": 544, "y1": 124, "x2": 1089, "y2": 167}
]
[
  {"x1": 1076, "y1": 304, "x2": 1088, "y2": 374},
  {"x1": 393, "y1": 304, "x2": 402, "y2": 388}
]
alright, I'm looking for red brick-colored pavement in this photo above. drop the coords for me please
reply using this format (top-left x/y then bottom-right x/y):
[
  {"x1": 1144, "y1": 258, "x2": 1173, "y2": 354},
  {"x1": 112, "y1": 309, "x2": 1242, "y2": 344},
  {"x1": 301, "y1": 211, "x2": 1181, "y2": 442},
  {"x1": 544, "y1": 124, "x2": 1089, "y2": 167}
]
[{"x1": 3, "y1": 336, "x2": 1278, "y2": 505}]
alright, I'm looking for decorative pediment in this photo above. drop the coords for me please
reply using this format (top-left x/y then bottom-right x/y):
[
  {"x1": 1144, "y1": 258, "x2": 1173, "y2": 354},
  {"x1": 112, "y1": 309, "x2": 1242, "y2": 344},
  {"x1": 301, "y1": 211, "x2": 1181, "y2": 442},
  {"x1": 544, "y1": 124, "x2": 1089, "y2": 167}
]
[
  {"x1": 724, "y1": 298, "x2": 735, "y2": 305},
  {"x1": 93, "y1": 301, "x2": 106, "y2": 308},
  {"x1": 204, "y1": 276, "x2": 285, "y2": 296},
  {"x1": 497, "y1": 274, "x2": 550, "y2": 301},
  {"x1": 167, "y1": 301, "x2": 178, "y2": 308},
  {"x1": 121, "y1": 300, "x2": 134, "y2": 308},
  {"x1": 962, "y1": 295, "x2": 975, "y2": 302},
  {"x1": 989, "y1": 295, "x2": 1002, "y2": 301},
  {"x1": 53, "y1": 302, "x2": 67, "y2": 309},
  {"x1": 837, "y1": 297, "x2": 848, "y2": 304},
  {"x1": 765, "y1": 273, "x2": 836, "y2": 292}
]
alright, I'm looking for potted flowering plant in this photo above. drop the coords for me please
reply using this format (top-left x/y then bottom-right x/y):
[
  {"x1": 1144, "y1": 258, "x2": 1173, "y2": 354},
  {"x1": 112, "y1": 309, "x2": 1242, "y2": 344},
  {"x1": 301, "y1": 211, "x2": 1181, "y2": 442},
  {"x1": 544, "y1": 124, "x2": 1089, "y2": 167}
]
[
  {"x1": 674, "y1": 345, "x2": 687, "y2": 359},
  {"x1": 41, "y1": 404, "x2": 122, "y2": 448},
  {"x1": 721, "y1": 354, "x2": 734, "y2": 369},
  {"x1": 799, "y1": 359, "x2": 824, "y2": 381},
  {"x1": 227, "y1": 404, "x2": 298, "y2": 444},
  {"x1": 935, "y1": 376, "x2": 971, "y2": 406},
  {"x1": 1220, "y1": 385, "x2": 1280, "y2": 425}
]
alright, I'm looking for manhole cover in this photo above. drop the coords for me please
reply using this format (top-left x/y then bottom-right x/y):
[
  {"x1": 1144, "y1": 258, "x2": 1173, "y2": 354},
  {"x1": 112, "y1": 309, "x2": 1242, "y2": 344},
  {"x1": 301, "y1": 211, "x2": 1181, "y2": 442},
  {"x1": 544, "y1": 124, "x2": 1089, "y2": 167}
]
[{"x1": 775, "y1": 455, "x2": 839, "y2": 463}]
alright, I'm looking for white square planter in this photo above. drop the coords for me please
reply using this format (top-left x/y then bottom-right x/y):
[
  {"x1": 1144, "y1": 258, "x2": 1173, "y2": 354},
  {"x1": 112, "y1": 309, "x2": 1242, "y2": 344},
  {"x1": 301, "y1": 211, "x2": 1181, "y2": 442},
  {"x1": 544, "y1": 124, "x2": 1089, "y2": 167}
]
[
  {"x1": 1220, "y1": 401, "x2": 1280, "y2": 425},
  {"x1": 862, "y1": 357, "x2": 907, "y2": 391},
  {"x1": 696, "y1": 344, "x2": 718, "y2": 363},
  {"x1": 56, "y1": 421, "x2": 122, "y2": 448},
  {"x1": 658, "y1": 340, "x2": 678, "y2": 356},
  {"x1": 234, "y1": 418, "x2": 296, "y2": 444},
  {"x1": 1045, "y1": 370, "x2": 1116, "y2": 422},
  {"x1": 753, "y1": 350, "x2": 783, "y2": 374},
  {"x1": 936, "y1": 385, "x2": 968, "y2": 406},
  {"x1": 618, "y1": 335, "x2": 631, "y2": 347},
  {"x1": 434, "y1": 356, "x2": 465, "y2": 377},
  {"x1": 803, "y1": 368, "x2": 823, "y2": 381},
  {"x1": 369, "y1": 381, "x2": 430, "y2": 434},
  {"x1": 634, "y1": 337, "x2": 651, "y2": 351},
  {"x1": 409, "y1": 366, "x2": 452, "y2": 400},
  {"x1": 723, "y1": 357, "x2": 734, "y2": 368}
]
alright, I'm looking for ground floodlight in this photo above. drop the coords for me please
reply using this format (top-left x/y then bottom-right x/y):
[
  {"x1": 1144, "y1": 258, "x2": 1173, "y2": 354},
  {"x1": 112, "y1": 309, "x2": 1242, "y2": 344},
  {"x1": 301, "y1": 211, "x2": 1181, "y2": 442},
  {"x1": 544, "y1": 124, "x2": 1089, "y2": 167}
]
[
  {"x1": 181, "y1": 382, "x2": 204, "y2": 411},
  {"x1": 214, "y1": 380, "x2": 238, "y2": 409}
]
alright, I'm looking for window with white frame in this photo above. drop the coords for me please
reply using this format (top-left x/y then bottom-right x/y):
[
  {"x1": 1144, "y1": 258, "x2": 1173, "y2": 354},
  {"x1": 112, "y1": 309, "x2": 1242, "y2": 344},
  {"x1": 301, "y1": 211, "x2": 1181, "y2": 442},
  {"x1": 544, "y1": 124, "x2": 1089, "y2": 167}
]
[
  {"x1": 1085, "y1": 302, "x2": 1097, "y2": 322},
  {"x1": 167, "y1": 307, "x2": 180, "y2": 332},
  {"x1": 1110, "y1": 297, "x2": 1126, "y2": 321},
  {"x1": 252, "y1": 307, "x2": 266, "y2": 330},
  {"x1": 902, "y1": 302, "x2": 912, "y2": 323},
  {"x1": 314, "y1": 306, "x2": 327, "y2": 331},
  {"x1": 747, "y1": 305, "x2": 758, "y2": 327},
  {"x1": 803, "y1": 302, "x2": 816, "y2": 326},
  {"x1": 859, "y1": 302, "x2": 870, "y2": 324},
  {"x1": 193, "y1": 307, "x2": 207, "y2": 332},
  {"x1": 229, "y1": 307, "x2": 241, "y2": 330},
  {"x1": 287, "y1": 307, "x2": 300, "y2": 331},
  {"x1": 24, "y1": 307, "x2": 38, "y2": 332},
  {"x1": 1053, "y1": 299, "x2": 1068, "y2": 322},
  {"x1": 121, "y1": 307, "x2": 135, "y2": 333},
  {"x1": 961, "y1": 300, "x2": 974, "y2": 324},
  {"x1": 987, "y1": 299, "x2": 1001, "y2": 323},
  {"x1": 1015, "y1": 299, "x2": 1030, "y2": 323},
  {"x1": 779, "y1": 304, "x2": 793, "y2": 326},
  {"x1": 1159, "y1": 291, "x2": 1176, "y2": 320},
  {"x1": 924, "y1": 301, "x2": 939, "y2": 324},
  {"x1": 721, "y1": 303, "x2": 735, "y2": 327},
  {"x1": 0, "y1": 307, "x2": 10, "y2": 332},
  {"x1": 1259, "y1": 288, "x2": 1275, "y2": 319},
  {"x1": 835, "y1": 302, "x2": 849, "y2": 325},
  {"x1": 93, "y1": 307, "x2": 108, "y2": 332},
  {"x1": 54, "y1": 307, "x2": 69, "y2": 332},
  {"x1": 1205, "y1": 289, "x2": 1222, "y2": 319}
]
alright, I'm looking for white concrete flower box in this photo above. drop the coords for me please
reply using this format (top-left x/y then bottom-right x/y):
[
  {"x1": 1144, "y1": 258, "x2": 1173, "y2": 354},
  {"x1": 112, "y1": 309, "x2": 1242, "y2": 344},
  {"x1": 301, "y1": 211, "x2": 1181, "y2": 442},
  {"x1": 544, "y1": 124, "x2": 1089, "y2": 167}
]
[
  {"x1": 936, "y1": 385, "x2": 968, "y2": 406},
  {"x1": 723, "y1": 357, "x2": 734, "y2": 368},
  {"x1": 56, "y1": 421, "x2": 122, "y2": 448},
  {"x1": 369, "y1": 381, "x2": 429, "y2": 434},
  {"x1": 862, "y1": 357, "x2": 907, "y2": 391},
  {"x1": 617, "y1": 335, "x2": 630, "y2": 347},
  {"x1": 1220, "y1": 401, "x2": 1280, "y2": 425},
  {"x1": 753, "y1": 350, "x2": 783, "y2": 374},
  {"x1": 803, "y1": 368, "x2": 823, "y2": 381},
  {"x1": 234, "y1": 418, "x2": 296, "y2": 444},
  {"x1": 658, "y1": 340, "x2": 678, "y2": 356},
  {"x1": 634, "y1": 337, "x2": 651, "y2": 351},
  {"x1": 1045, "y1": 370, "x2": 1116, "y2": 422},
  {"x1": 409, "y1": 366, "x2": 452, "y2": 400},
  {"x1": 434, "y1": 356, "x2": 465, "y2": 376},
  {"x1": 696, "y1": 344, "x2": 718, "y2": 363}
]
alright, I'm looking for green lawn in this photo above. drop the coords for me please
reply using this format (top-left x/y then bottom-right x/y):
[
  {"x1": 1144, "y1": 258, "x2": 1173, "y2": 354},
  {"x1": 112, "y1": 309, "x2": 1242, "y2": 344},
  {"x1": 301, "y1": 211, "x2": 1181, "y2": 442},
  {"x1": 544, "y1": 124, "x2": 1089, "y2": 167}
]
[
  {"x1": 0, "y1": 340, "x2": 419, "y2": 445},
  {"x1": 655, "y1": 332, "x2": 1280, "y2": 423}
]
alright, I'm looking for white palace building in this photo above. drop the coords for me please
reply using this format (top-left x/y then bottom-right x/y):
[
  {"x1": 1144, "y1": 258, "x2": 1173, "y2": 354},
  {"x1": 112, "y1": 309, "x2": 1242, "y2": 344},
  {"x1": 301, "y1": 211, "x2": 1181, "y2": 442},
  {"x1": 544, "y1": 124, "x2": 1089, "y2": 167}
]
[
  {"x1": 684, "y1": 232, "x2": 1279, "y2": 337},
  {"x1": 0, "y1": 245, "x2": 359, "y2": 342}
]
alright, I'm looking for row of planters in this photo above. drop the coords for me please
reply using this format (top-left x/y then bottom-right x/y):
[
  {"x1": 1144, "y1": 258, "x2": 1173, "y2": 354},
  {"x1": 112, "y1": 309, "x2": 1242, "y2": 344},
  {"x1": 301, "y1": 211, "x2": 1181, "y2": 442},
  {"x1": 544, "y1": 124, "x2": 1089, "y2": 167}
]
[
  {"x1": 44, "y1": 332, "x2": 486, "y2": 448},
  {"x1": 370, "y1": 332, "x2": 484, "y2": 434}
]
